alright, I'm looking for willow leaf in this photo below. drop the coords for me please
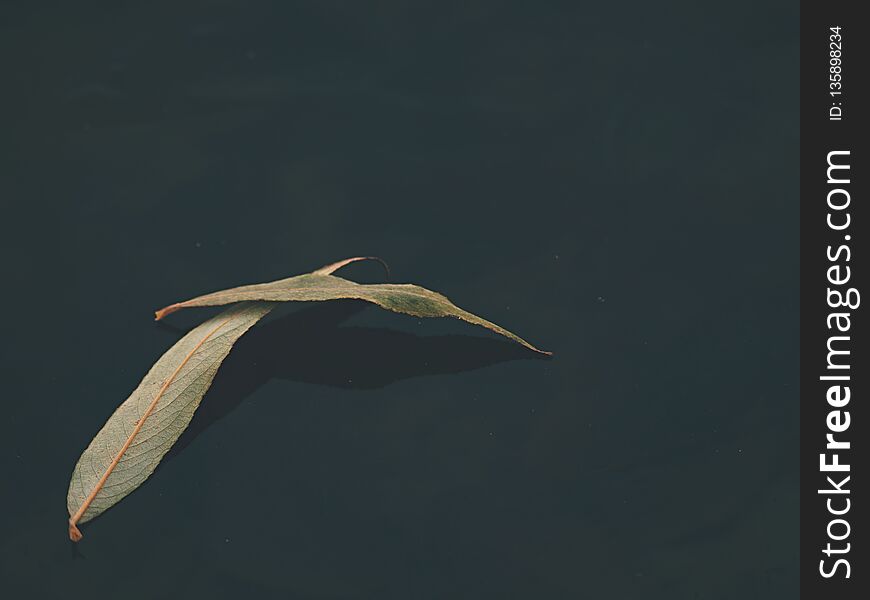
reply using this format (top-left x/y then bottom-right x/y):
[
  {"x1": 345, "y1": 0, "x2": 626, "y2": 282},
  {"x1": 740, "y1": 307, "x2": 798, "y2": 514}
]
[
  {"x1": 155, "y1": 257, "x2": 550, "y2": 355},
  {"x1": 67, "y1": 301, "x2": 275, "y2": 541}
]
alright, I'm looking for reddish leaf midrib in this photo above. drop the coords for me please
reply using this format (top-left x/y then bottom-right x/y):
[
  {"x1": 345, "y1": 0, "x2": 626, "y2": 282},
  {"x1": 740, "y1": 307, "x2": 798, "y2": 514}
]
[{"x1": 68, "y1": 315, "x2": 233, "y2": 541}]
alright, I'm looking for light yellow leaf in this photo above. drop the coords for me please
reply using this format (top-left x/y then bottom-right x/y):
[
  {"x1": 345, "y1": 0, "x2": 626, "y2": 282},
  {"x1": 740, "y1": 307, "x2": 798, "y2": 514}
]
[{"x1": 67, "y1": 302, "x2": 274, "y2": 541}]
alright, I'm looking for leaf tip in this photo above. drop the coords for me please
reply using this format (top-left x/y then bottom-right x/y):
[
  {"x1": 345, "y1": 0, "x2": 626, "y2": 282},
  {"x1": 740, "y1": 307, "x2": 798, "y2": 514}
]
[
  {"x1": 314, "y1": 256, "x2": 391, "y2": 278},
  {"x1": 69, "y1": 521, "x2": 83, "y2": 542},
  {"x1": 525, "y1": 345, "x2": 552, "y2": 356}
]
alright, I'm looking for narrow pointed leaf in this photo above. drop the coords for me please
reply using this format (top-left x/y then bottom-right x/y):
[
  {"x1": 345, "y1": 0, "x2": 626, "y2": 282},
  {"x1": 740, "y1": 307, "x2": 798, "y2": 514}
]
[
  {"x1": 67, "y1": 301, "x2": 275, "y2": 541},
  {"x1": 155, "y1": 258, "x2": 549, "y2": 355}
]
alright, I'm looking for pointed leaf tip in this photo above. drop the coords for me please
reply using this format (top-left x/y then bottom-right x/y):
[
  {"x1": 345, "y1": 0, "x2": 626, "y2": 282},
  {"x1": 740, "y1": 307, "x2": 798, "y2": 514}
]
[{"x1": 313, "y1": 256, "x2": 390, "y2": 278}]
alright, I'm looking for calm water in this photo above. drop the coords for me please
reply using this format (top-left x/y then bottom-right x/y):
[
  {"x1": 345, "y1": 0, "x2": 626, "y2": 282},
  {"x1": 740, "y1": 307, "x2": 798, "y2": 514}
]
[{"x1": 0, "y1": 2, "x2": 798, "y2": 598}]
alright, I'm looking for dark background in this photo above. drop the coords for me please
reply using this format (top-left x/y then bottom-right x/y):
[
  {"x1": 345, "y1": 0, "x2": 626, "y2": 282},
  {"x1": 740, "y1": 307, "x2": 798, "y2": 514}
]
[{"x1": 0, "y1": 1, "x2": 798, "y2": 598}]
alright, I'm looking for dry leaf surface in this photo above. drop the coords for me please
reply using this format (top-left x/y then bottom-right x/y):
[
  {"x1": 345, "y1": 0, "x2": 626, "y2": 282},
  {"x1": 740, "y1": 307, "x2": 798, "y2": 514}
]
[
  {"x1": 68, "y1": 257, "x2": 548, "y2": 541},
  {"x1": 67, "y1": 302, "x2": 274, "y2": 540},
  {"x1": 156, "y1": 257, "x2": 549, "y2": 354}
]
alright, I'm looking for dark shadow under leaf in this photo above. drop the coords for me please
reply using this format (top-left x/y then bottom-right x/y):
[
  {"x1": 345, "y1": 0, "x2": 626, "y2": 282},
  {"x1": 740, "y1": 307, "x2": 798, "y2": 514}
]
[{"x1": 163, "y1": 300, "x2": 546, "y2": 462}]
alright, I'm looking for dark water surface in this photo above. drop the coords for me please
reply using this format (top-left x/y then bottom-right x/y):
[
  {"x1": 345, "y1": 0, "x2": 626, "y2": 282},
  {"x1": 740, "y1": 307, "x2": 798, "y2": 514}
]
[{"x1": 0, "y1": 2, "x2": 797, "y2": 598}]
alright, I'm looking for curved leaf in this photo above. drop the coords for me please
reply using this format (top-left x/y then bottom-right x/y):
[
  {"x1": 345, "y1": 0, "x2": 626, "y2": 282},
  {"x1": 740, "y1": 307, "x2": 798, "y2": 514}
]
[
  {"x1": 67, "y1": 302, "x2": 275, "y2": 541},
  {"x1": 67, "y1": 257, "x2": 549, "y2": 541},
  {"x1": 155, "y1": 257, "x2": 549, "y2": 355}
]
